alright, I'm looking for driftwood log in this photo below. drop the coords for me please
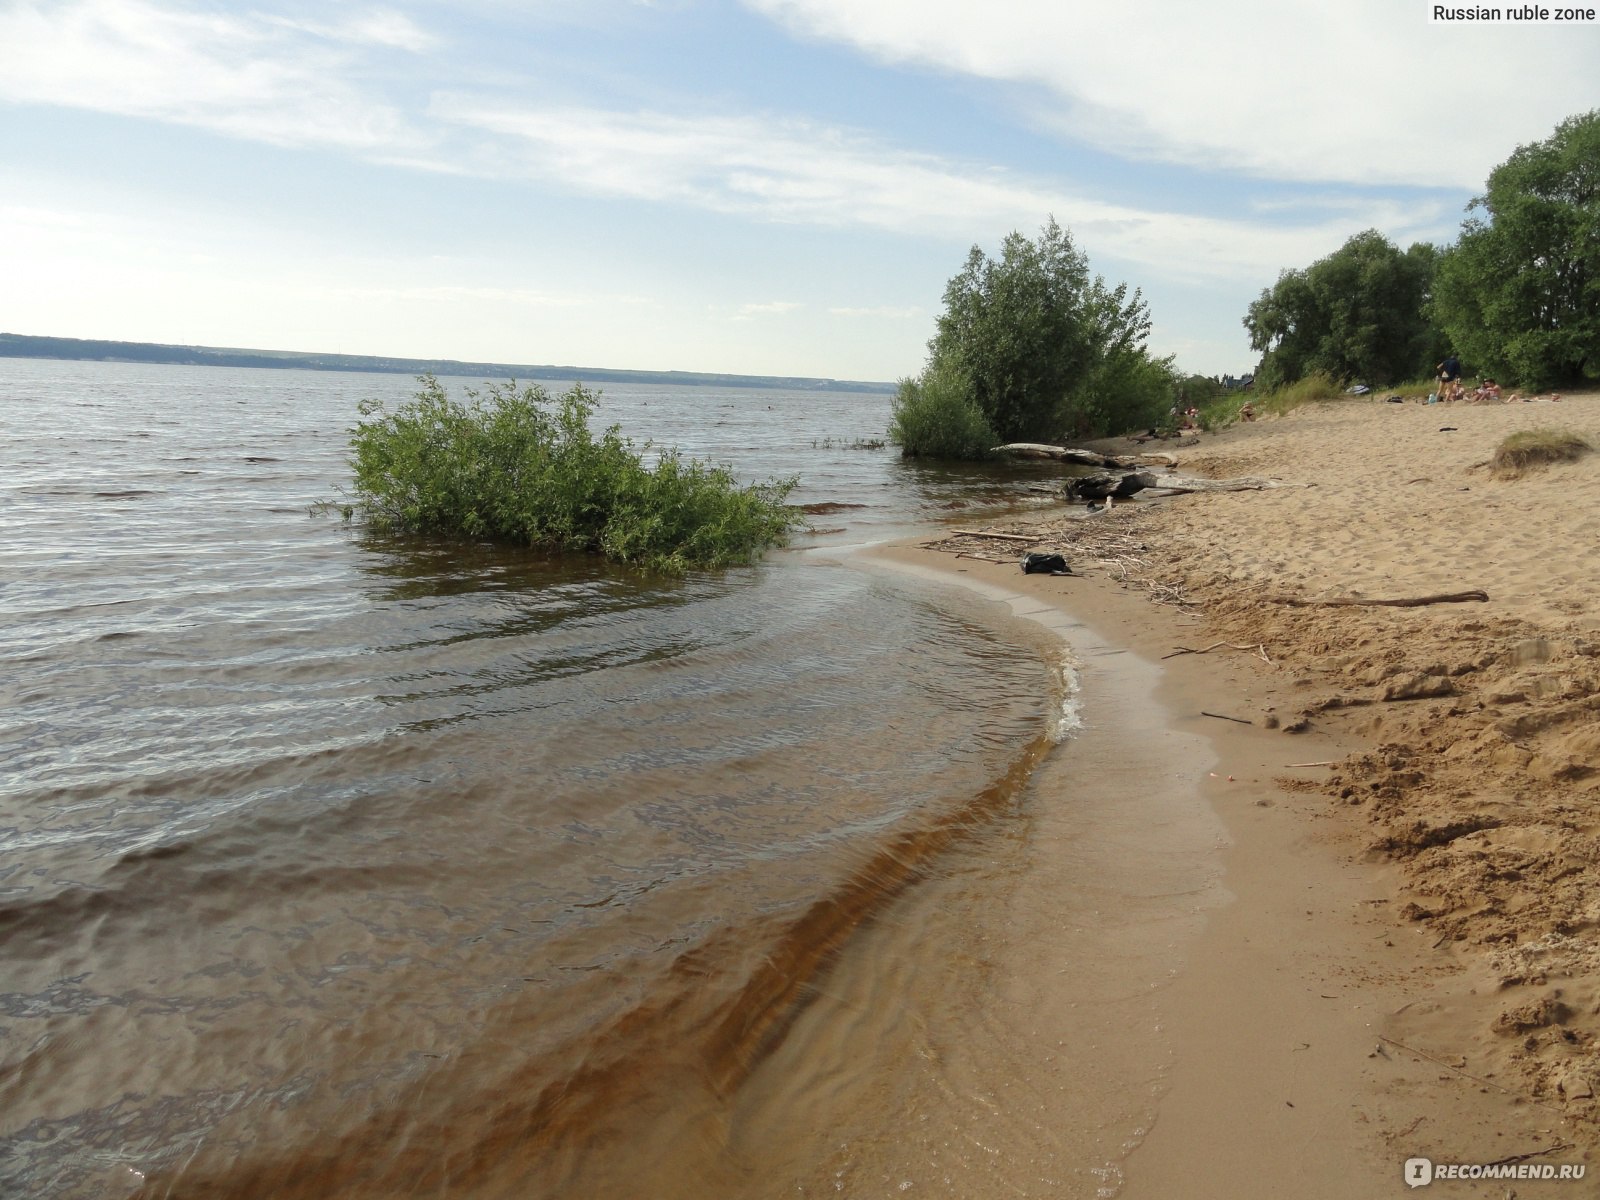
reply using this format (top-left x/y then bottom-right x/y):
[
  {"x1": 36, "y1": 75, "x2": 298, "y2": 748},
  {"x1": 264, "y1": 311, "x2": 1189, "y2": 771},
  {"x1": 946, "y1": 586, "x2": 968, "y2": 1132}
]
[
  {"x1": 1147, "y1": 473, "x2": 1294, "y2": 493},
  {"x1": 994, "y1": 444, "x2": 1178, "y2": 469}
]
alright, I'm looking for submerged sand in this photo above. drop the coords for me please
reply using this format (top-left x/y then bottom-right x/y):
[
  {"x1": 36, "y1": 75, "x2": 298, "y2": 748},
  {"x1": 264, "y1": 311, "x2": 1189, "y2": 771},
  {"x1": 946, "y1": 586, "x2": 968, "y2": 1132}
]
[{"x1": 897, "y1": 392, "x2": 1600, "y2": 1192}]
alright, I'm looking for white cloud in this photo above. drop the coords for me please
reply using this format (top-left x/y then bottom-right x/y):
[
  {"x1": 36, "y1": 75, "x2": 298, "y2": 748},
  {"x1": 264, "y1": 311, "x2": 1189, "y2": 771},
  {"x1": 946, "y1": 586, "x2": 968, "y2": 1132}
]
[
  {"x1": 736, "y1": 300, "x2": 804, "y2": 316},
  {"x1": 742, "y1": 0, "x2": 1600, "y2": 189},
  {"x1": 0, "y1": 0, "x2": 424, "y2": 150},
  {"x1": 262, "y1": 9, "x2": 437, "y2": 53},
  {"x1": 430, "y1": 96, "x2": 1448, "y2": 284},
  {"x1": 0, "y1": 0, "x2": 1474, "y2": 289}
]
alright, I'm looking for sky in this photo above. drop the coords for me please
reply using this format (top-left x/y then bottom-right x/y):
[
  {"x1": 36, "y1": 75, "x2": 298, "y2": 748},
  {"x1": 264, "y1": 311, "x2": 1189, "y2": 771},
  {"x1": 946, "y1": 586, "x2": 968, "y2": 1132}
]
[{"x1": 1, "y1": 1, "x2": 1596, "y2": 382}]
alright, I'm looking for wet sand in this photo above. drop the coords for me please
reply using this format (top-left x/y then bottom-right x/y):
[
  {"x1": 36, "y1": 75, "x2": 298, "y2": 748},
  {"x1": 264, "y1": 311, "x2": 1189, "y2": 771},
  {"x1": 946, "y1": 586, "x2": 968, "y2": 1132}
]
[{"x1": 860, "y1": 391, "x2": 1600, "y2": 1195}]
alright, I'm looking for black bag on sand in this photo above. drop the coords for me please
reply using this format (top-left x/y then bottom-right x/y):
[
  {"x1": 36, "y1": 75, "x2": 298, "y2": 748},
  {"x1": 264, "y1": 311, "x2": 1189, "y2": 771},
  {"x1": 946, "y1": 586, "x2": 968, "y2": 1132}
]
[{"x1": 1021, "y1": 553, "x2": 1070, "y2": 575}]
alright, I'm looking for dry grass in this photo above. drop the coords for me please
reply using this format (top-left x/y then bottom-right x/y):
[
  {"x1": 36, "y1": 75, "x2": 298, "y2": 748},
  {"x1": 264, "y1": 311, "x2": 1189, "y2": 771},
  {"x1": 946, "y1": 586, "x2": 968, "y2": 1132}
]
[{"x1": 1489, "y1": 428, "x2": 1592, "y2": 479}]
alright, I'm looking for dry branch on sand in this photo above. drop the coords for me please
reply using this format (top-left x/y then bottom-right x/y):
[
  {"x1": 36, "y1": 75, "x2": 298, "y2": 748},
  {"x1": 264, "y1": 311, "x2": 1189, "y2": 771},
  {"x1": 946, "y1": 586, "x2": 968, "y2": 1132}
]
[
  {"x1": 1163, "y1": 640, "x2": 1273, "y2": 664},
  {"x1": 1270, "y1": 590, "x2": 1489, "y2": 608}
]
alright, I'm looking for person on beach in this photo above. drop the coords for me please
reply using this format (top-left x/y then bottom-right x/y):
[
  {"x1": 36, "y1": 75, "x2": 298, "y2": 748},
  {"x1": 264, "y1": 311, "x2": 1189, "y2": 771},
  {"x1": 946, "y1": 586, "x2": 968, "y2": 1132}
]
[
  {"x1": 1437, "y1": 354, "x2": 1462, "y2": 392},
  {"x1": 1472, "y1": 378, "x2": 1502, "y2": 403},
  {"x1": 1239, "y1": 401, "x2": 1256, "y2": 422}
]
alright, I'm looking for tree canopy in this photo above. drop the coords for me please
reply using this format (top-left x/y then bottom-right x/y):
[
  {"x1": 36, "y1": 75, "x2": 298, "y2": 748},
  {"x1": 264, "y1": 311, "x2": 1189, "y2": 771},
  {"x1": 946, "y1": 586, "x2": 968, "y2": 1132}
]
[
  {"x1": 1432, "y1": 109, "x2": 1600, "y2": 390},
  {"x1": 1243, "y1": 230, "x2": 1444, "y2": 390},
  {"x1": 892, "y1": 218, "x2": 1173, "y2": 457}
]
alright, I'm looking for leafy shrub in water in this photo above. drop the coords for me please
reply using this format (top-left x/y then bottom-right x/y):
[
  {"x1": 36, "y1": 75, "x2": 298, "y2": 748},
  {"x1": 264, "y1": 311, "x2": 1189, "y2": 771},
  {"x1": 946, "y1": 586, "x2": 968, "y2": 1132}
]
[
  {"x1": 889, "y1": 359, "x2": 998, "y2": 459},
  {"x1": 346, "y1": 376, "x2": 800, "y2": 570}
]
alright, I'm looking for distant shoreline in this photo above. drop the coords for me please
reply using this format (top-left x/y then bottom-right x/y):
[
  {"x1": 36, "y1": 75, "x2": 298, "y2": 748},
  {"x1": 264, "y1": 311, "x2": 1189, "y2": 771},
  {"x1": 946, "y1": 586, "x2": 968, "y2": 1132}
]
[{"x1": 0, "y1": 332, "x2": 896, "y2": 395}]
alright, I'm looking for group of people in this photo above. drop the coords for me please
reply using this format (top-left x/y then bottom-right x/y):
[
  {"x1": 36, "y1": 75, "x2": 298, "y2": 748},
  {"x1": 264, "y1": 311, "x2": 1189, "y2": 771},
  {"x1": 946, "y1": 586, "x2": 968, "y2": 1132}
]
[{"x1": 1432, "y1": 355, "x2": 1553, "y2": 404}]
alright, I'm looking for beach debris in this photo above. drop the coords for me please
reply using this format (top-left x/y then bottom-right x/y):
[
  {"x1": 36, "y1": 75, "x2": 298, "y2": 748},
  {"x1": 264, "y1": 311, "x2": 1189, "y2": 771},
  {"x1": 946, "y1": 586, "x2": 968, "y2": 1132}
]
[
  {"x1": 950, "y1": 528, "x2": 1040, "y2": 542},
  {"x1": 1162, "y1": 640, "x2": 1272, "y2": 664},
  {"x1": 1286, "y1": 761, "x2": 1337, "y2": 768},
  {"x1": 1201, "y1": 710, "x2": 1253, "y2": 725},
  {"x1": 1144, "y1": 472, "x2": 1296, "y2": 494},
  {"x1": 1066, "y1": 471, "x2": 1155, "y2": 502},
  {"x1": 1020, "y1": 552, "x2": 1071, "y2": 575},
  {"x1": 1269, "y1": 590, "x2": 1489, "y2": 608},
  {"x1": 1064, "y1": 470, "x2": 1296, "y2": 503},
  {"x1": 1375, "y1": 1036, "x2": 1555, "y2": 1107},
  {"x1": 922, "y1": 520, "x2": 1200, "y2": 613}
]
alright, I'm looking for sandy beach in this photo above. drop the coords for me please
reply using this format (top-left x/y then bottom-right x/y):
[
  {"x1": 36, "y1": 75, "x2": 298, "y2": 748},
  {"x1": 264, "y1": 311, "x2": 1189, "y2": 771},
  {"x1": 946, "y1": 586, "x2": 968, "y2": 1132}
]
[{"x1": 876, "y1": 392, "x2": 1600, "y2": 1194}]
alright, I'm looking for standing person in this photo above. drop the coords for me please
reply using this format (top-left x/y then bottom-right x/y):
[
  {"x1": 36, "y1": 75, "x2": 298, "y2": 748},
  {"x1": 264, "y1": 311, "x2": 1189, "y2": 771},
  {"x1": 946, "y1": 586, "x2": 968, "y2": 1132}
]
[{"x1": 1437, "y1": 353, "x2": 1462, "y2": 392}]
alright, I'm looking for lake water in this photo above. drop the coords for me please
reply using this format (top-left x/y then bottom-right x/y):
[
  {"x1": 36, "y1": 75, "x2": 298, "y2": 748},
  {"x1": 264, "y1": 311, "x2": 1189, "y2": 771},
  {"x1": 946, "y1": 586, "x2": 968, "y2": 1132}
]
[{"x1": 0, "y1": 359, "x2": 1206, "y2": 1198}]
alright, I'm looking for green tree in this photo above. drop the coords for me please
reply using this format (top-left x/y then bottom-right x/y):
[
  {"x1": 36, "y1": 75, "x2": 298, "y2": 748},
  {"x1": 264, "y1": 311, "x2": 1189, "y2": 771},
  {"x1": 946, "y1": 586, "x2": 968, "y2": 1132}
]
[
  {"x1": 1432, "y1": 110, "x2": 1600, "y2": 390},
  {"x1": 893, "y1": 218, "x2": 1171, "y2": 456},
  {"x1": 1244, "y1": 230, "x2": 1444, "y2": 390}
]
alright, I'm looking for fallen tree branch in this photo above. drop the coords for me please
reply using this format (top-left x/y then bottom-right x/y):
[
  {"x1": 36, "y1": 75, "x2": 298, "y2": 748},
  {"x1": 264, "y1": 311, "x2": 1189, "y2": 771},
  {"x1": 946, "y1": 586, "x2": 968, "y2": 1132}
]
[
  {"x1": 1201, "y1": 710, "x2": 1253, "y2": 725},
  {"x1": 950, "y1": 529, "x2": 1040, "y2": 542},
  {"x1": 1271, "y1": 590, "x2": 1489, "y2": 608}
]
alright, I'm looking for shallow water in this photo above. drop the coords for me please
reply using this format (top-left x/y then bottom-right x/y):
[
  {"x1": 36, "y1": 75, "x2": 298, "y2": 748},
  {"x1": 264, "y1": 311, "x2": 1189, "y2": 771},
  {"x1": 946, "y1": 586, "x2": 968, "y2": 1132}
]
[{"x1": 5, "y1": 359, "x2": 1203, "y2": 1197}]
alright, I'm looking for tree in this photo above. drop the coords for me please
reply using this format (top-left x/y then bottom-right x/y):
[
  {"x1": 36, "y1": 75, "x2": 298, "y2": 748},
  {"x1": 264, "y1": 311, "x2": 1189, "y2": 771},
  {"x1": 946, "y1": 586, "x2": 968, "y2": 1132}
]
[
  {"x1": 1244, "y1": 230, "x2": 1444, "y2": 390},
  {"x1": 892, "y1": 218, "x2": 1171, "y2": 456},
  {"x1": 1432, "y1": 110, "x2": 1600, "y2": 390}
]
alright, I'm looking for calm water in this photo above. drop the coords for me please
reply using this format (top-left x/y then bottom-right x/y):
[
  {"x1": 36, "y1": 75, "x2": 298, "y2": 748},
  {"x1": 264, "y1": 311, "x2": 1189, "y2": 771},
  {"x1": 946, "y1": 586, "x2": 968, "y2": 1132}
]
[{"x1": 0, "y1": 359, "x2": 1188, "y2": 1199}]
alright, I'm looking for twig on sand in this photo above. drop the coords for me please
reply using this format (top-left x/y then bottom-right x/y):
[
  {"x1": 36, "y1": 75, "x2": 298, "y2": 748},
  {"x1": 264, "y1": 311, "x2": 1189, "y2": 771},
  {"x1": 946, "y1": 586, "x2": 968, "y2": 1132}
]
[
  {"x1": 1377, "y1": 1037, "x2": 1571, "y2": 1116},
  {"x1": 1484, "y1": 1143, "x2": 1577, "y2": 1168},
  {"x1": 1286, "y1": 760, "x2": 1337, "y2": 768},
  {"x1": 1201, "y1": 710, "x2": 1253, "y2": 725},
  {"x1": 1163, "y1": 640, "x2": 1273, "y2": 664},
  {"x1": 1271, "y1": 590, "x2": 1489, "y2": 608}
]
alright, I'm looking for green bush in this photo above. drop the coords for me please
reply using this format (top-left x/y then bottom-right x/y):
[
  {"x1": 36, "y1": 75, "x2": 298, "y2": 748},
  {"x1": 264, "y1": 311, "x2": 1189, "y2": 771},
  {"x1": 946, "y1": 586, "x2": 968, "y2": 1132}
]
[
  {"x1": 889, "y1": 359, "x2": 998, "y2": 459},
  {"x1": 1490, "y1": 428, "x2": 1592, "y2": 478},
  {"x1": 345, "y1": 376, "x2": 800, "y2": 571}
]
